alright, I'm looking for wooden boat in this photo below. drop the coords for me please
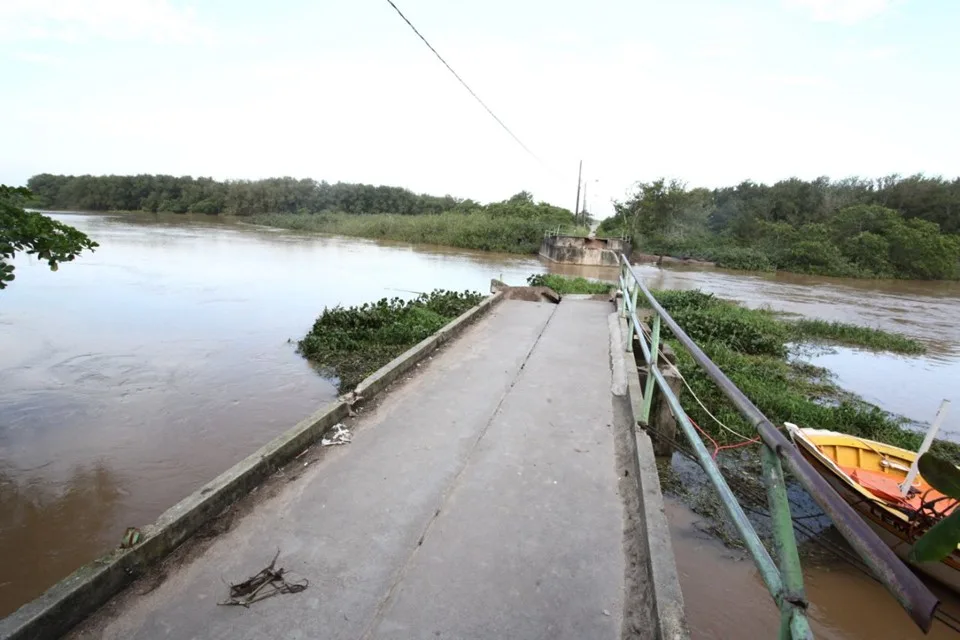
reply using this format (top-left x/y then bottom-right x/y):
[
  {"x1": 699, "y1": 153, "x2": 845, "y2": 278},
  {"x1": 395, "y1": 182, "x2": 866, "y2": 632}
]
[{"x1": 786, "y1": 424, "x2": 960, "y2": 592}]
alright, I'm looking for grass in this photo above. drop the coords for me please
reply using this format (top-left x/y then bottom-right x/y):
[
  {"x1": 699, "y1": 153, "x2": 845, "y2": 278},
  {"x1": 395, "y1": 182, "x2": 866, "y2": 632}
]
[
  {"x1": 788, "y1": 318, "x2": 924, "y2": 353},
  {"x1": 640, "y1": 288, "x2": 960, "y2": 464},
  {"x1": 298, "y1": 289, "x2": 483, "y2": 392},
  {"x1": 525, "y1": 273, "x2": 614, "y2": 295},
  {"x1": 253, "y1": 212, "x2": 562, "y2": 254}
]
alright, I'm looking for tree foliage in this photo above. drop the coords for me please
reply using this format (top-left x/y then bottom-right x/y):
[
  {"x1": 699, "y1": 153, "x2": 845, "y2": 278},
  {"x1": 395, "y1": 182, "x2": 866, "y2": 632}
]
[
  {"x1": 26, "y1": 174, "x2": 576, "y2": 223},
  {"x1": 0, "y1": 185, "x2": 97, "y2": 290},
  {"x1": 909, "y1": 453, "x2": 960, "y2": 563},
  {"x1": 601, "y1": 175, "x2": 960, "y2": 280}
]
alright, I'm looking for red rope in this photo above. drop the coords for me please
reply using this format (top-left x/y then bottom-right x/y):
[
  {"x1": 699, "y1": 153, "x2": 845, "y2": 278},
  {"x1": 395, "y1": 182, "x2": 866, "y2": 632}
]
[{"x1": 689, "y1": 415, "x2": 761, "y2": 460}]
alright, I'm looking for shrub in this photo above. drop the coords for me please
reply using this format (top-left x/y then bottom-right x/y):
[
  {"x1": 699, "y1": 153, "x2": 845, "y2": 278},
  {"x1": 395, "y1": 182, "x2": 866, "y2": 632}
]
[
  {"x1": 644, "y1": 290, "x2": 787, "y2": 356},
  {"x1": 299, "y1": 289, "x2": 483, "y2": 390},
  {"x1": 253, "y1": 212, "x2": 557, "y2": 254},
  {"x1": 711, "y1": 247, "x2": 775, "y2": 272}
]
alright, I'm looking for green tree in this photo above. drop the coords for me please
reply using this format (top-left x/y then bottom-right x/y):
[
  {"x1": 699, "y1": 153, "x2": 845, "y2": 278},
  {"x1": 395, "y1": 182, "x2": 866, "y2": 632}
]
[
  {"x1": 830, "y1": 204, "x2": 901, "y2": 239},
  {"x1": 841, "y1": 232, "x2": 892, "y2": 277},
  {"x1": 0, "y1": 186, "x2": 97, "y2": 290},
  {"x1": 617, "y1": 179, "x2": 691, "y2": 238},
  {"x1": 888, "y1": 218, "x2": 960, "y2": 280}
]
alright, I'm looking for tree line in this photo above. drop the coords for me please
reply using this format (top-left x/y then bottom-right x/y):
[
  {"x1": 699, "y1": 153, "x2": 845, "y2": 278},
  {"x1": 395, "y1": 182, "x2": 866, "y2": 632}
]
[
  {"x1": 600, "y1": 175, "x2": 960, "y2": 280},
  {"x1": 25, "y1": 174, "x2": 571, "y2": 222}
]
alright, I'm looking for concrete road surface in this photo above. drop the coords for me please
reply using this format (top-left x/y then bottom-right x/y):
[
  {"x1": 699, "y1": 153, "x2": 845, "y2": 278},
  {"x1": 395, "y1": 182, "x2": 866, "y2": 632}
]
[{"x1": 74, "y1": 299, "x2": 629, "y2": 640}]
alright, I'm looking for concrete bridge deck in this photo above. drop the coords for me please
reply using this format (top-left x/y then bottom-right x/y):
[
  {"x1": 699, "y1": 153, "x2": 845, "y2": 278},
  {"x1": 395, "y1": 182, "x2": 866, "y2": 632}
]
[{"x1": 61, "y1": 298, "x2": 681, "y2": 639}]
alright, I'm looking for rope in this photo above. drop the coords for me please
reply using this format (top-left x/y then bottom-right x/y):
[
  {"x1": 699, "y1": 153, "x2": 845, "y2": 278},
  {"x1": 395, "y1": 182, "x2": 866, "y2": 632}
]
[
  {"x1": 637, "y1": 321, "x2": 756, "y2": 442},
  {"x1": 690, "y1": 415, "x2": 760, "y2": 460}
]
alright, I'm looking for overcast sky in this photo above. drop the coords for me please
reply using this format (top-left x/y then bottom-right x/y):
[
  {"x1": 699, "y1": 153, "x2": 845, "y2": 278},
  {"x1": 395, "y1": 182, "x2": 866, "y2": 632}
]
[{"x1": 1, "y1": 0, "x2": 957, "y2": 215}]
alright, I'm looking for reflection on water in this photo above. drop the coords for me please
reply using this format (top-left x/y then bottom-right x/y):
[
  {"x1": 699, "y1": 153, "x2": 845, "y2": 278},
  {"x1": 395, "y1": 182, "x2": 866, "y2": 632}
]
[{"x1": 801, "y1": 346, "x2": 957, "y2": 437}]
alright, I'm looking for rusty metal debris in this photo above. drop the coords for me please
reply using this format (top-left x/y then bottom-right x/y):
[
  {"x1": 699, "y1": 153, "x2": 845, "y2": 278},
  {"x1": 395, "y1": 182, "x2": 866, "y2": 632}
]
[
  {"x1": 120, "y1": 527, "x2": 142, "y2": 549},
  {"x1": 218, "y1": 550, "x2": 308, "y2": 607}
]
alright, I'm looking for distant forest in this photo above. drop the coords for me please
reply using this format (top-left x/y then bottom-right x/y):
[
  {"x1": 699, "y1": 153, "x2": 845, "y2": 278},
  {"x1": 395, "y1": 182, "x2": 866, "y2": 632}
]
[
  {"x1": 25, "y1": 172, "x2": 960, "y2": 279},
  {"x1": 26, "y1": 174, "x2": 487, "y2": 216},
  {"x1": 600, "y1": 175, "x2": 960, "y2": 280}
]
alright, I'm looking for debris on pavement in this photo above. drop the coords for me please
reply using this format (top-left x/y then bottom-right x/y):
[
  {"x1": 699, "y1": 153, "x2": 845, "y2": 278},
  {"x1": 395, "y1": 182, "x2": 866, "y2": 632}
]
[
  {"x1": 341, "y1": 391, "x2": 364, "y2": 417},
  {"x1": 321, "y1": 423, "x2": 352, "y2": 447},
  {"x1": 218, "y1": 550, "x2": 308, "y2": 607},
  {"x1": 120, "y1": 527, "x2": 142, "y2": 549}
]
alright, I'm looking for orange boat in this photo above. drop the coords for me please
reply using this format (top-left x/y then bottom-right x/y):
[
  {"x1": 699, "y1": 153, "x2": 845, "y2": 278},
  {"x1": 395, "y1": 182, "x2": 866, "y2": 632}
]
[{"x1": 787, "y1": 424, "x2": 960, "y2": 592}]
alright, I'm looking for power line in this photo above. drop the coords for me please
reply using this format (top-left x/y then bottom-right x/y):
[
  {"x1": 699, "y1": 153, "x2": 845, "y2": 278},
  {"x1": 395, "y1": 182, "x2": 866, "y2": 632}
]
[{"x1": 383, "y1": 0, "x2": 548, "y2": 169}]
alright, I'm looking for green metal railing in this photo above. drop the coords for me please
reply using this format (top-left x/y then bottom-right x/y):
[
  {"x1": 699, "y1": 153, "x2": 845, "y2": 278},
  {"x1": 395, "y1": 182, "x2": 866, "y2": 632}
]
[{"x1": 618, "y1": 254, "x2": 938, "y2": 638}]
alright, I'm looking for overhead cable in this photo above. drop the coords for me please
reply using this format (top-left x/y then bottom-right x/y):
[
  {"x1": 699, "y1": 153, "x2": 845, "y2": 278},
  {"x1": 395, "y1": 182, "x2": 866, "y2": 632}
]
[{"x1": 384, "y1": 0, "x2": 552, "y2": 172}]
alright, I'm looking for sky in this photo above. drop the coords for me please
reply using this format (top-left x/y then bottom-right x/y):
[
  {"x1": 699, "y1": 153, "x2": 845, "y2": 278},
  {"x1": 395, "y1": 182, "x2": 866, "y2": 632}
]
[{"x1": 1, "y1": 0, "x2": 958, "y2": 216}]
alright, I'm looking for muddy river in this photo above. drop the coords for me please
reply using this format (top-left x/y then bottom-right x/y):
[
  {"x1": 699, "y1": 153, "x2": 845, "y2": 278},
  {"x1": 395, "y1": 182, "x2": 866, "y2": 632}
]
[{"x1": 2, "y1": 213, "x2": 959, "y2": 636}]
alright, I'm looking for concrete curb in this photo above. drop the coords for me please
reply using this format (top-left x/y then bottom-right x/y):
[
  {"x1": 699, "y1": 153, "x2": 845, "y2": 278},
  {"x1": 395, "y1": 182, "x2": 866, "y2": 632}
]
[
  {"x1": 618, "y1": 316, "x2": 690, "y2": 640},
  {"x1": 0, "y1": 292, "x2": 505, "y2": 640}
]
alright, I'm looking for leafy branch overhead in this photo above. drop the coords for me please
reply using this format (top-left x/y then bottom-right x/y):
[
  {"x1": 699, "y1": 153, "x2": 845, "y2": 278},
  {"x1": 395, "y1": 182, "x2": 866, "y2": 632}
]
[
  {"x1": 910, "y1": 453, "x2": 960, "y2": 563},
  {"x1": 0, "y1": 185, "x2": 98, "y2": 290}
]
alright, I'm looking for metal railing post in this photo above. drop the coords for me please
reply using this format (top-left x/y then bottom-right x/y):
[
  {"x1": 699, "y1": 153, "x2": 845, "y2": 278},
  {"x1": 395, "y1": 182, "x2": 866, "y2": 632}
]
[
  {"x1": 761, "y1": 445, "x2": 812, "y2": 640},
  {"x1": 640, "y1": 314, "x2": 660, "y2": 424},
  {"x1": 619, "y1": 259, "x2": 629, "y2": 321}
]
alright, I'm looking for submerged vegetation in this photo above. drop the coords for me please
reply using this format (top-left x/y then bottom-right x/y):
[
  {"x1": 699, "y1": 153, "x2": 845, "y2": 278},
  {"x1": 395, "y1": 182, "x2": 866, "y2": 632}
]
[
  {"x1": 635, "y1": 289, "x2": 960, "y2": 464},
  {"x1": 23, "y1": 174, "x2": 580, "y2": 255},
  {"x1": 298, "y1": 289, "x2": 483, "y2": 391},
  {"x1": 788, "y1": 318, "x2": 924, "y2": 353},
  {"x1": 600, "y1": 176, "x2": 960, "y2": 280}
]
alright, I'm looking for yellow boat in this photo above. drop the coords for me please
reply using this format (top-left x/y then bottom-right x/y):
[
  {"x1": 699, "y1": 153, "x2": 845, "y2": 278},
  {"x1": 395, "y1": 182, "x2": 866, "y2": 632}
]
[{"x1": 786, "y1": 424, "x2": 960, "y2": 592}]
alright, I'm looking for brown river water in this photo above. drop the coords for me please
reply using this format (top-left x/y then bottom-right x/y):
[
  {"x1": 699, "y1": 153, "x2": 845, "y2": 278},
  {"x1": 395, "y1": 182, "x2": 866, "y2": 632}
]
[{"x1": 2, "y1": 213, "x2": 959, "y2": 637}]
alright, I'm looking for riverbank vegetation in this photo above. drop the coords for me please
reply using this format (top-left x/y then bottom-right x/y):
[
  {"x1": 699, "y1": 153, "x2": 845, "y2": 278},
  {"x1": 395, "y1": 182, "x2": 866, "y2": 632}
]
[
  {"x1": 600, "y1": 175, "x2": 960, "y2": 280},
  {"x1": 27, "y1": 174, "x2": 579, "y2": 254},
  {"x1": 254, "y1": 210, "x2": 576, "y2": 254},
  {"x1": 298, "y1": 290, "x2": 483, "y2": 391},
  {"x1": 634, "y1": 288, "x2": 960, "y2": 463}
]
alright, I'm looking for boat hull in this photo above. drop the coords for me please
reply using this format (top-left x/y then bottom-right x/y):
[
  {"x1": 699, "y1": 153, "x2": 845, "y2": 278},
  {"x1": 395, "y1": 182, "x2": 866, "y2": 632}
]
[{"x1": 796, "y1": 438, "x2": 960, "y2": 593}]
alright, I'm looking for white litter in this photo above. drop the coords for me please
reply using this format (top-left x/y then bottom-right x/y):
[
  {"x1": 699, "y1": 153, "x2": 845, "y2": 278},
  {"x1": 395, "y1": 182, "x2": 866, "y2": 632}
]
[{"x1": 321, "y1": 424, "x2": 352, "y2": 447}]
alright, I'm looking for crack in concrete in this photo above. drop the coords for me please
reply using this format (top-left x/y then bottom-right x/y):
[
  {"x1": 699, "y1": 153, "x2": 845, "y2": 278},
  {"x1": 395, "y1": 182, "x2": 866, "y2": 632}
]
[{"x1": 358, "y1": 302, "x2": 561, "y2": 640}]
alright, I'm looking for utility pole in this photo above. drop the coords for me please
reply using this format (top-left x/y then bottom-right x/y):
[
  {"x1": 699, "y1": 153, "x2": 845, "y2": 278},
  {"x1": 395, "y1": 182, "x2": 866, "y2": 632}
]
[
  {"x1": 582, "y1": 180, "x2": 589, "y2": 225},
  {"x1": 574, "y1": 160, "x2": 582, "y2": 224}
]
